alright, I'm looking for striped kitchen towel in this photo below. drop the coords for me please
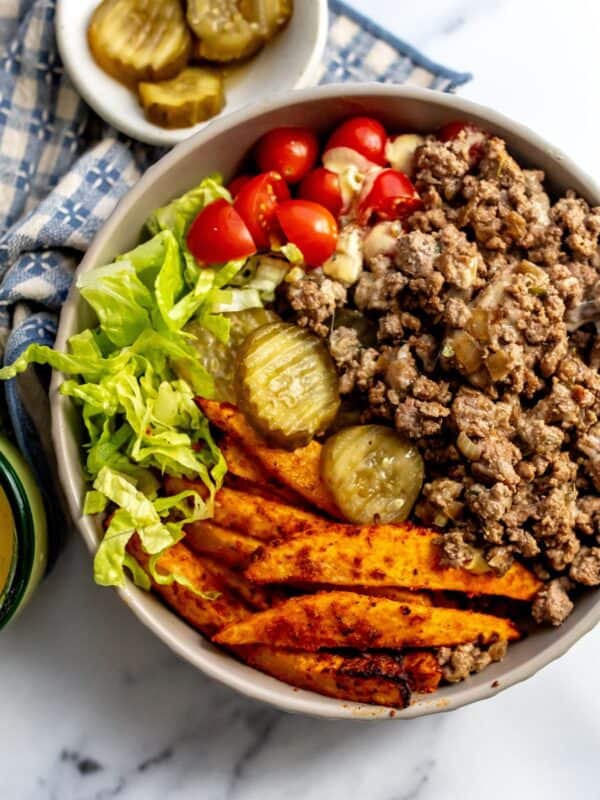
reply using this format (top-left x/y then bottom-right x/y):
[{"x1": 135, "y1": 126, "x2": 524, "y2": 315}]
[{"x1": 0, "y1": 0, "x2": 470, "y2": 567}]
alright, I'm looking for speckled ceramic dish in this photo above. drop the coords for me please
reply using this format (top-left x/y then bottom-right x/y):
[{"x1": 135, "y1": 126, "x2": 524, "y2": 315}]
[{"x1": 51, "y1": 84, "x2": 600, "y2": 719}]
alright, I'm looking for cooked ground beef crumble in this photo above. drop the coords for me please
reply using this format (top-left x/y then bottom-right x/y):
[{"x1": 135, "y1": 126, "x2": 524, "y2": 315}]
[{"x1": 280, "y1": 129, "x2": 600, "y2": 630}]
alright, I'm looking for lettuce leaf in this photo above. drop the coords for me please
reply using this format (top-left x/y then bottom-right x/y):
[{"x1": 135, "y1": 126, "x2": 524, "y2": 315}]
[
  {"x1": 77, "y1": 261, "x2": 154, "y2": 348},
  {"x1": 0, "y1": 173, "x2": 303, "y2": 594},
  {"x1": 145, "y1": 175, "x2": 231, "y2": 283}
]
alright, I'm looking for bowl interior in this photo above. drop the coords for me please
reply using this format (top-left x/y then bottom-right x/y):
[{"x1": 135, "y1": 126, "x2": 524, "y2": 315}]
[
  {"x1": 55, "y1": 0, "x2": 328, "y2": 147},
  {"x1": 52, "y1": 85, "x2": 600, "y2": 719}
]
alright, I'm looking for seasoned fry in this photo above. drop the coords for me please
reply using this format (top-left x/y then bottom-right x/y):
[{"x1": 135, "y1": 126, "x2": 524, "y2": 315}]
[
  {"x1": 220, "y1": 436, "x2": 266, "y2": 485},
  {"x1": 163, "y1": 477, "x2": 320, "y2": 541},
  {"x1": 197, "y1": 399, "x2": 341, "y2": 517},
  {"x1": 127, "y1": 536, "x2": 249, "y2": 636},
  {"x1": 214, "y1": 591, "x2": 519, "y2": 649},
  {"x1": 220, "y1": 437, "x2": 306, "y2": 505},
  {"x1": 164, "y1": 474, "x2": 209, "y2": 500},
  {"x1": 215, "y1": 486, "x2": 324, "y2": 541},
  {"x1": 185, "y1": 519, "x2": 261, "y2": 568},
  {"x1": 402, "y1": 651, "x2": 444, "y2": 693},
  {"x1": 199, "y1": 557, "x2": 280, "y2": 610},
  {"x1": 233, "y1": 646, "x2": 441, "y2": 708},
  {"x1": 246, "y1": 525, "x2": 542, "y2": 601},
  {"x1": 304, "y1": 584, "x2": 434, "y2": 606}
]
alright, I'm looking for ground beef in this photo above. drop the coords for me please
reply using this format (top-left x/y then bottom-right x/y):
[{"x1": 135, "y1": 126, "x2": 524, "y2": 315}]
[
  {"x1": 281, "y1": 127, "x2": 600, "y2": 638},
  {"x1": 552, "y1": 192, "x2": 600, "y2": 260},
  {"x1": 437, "y1": 640, "x2": 508, "y2": 683},
  {"x1": 283, "y1": 275, "x2": 346, "y2": 337},
  {"x1": 575, "y1": 495, "x2": 600, "y2": 536},
  {"x1": 438, "y1": 531, "x2": 477, "y2": 569},
  {"x1": 569, "y1": 547, "x2": 600, "y2": 586},
  {"x1": 414, "y1": 135, "x2": 471, "y2": 201},
  {"x1": 532, "y1": 579, "x2": 574, "y2": 626}
]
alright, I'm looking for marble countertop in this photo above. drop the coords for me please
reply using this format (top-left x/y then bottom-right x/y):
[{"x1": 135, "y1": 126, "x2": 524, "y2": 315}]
[{"x1": 6, "y1": 1, "x2": 600, "y2": 797}]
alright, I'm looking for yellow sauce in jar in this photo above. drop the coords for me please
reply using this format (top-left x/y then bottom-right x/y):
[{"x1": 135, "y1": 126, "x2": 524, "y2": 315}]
[{"x1": 0, "y1": 484, "x2": 15, "y2": 593}]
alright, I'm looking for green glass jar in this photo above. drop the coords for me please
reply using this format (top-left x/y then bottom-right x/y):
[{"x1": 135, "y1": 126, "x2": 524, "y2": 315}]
[{"x1": 0, "y1": 435, "x2": 48, "y2": 628}]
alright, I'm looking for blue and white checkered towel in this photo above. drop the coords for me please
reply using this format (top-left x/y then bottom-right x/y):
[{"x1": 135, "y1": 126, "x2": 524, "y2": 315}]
[{"x1": 0, "y1": 0, "x2": 469, "y2": 566}]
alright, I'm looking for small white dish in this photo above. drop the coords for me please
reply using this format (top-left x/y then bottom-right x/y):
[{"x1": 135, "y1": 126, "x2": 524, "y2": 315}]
[{"x1": 55, "y1": 0, "x2": 328, "y2": 147}]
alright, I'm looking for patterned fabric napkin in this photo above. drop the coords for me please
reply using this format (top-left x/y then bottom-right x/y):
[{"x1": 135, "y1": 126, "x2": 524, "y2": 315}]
[{"x1": 0, "y1": 0, "x2": 470, "y2": 567}]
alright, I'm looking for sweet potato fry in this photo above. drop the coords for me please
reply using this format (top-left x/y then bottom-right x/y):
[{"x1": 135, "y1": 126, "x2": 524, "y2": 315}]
[
  {"x1": 163, "y1": 478, "x2": 323, "y2": 542},
  {"x1": 199, "y1": 557, "x2": 282, "y2": 611},
  {"x1": 197, "y1": 399, "x2": 340, "y2": 517},
  {"x1": 219, "y1": 435, "x2": 266, "y2": 484},
  {"x1": 185, "y1": 519, "x2": 262, "y2": 568},
  {"x1": 164, "y1": 474, "x2": 209, "y2": 500},
  {"x1": 220, "y1": 437, "x2": 306, "y2": 504},
  {"x1": 215, "y1": 486, "x2": 325, "y2": 541},
  {"x1": 127, "y1": 535, "x2": 249, "y2": 636},
  {"x1": 301, "y1": 584, "x2": 434, "y2": 606},
  {"x1": 246, "y1": 525, "x2": 542, "y2": 601},
  {"x1": 233, "y1": 646, "x2": 441, "y2": 708},
  {"x1": 214, "y1": 591, "x2": 519, "y2": 649},
  {"x1": 402, "y1": 651, "x2": 443, "y2": 693}
]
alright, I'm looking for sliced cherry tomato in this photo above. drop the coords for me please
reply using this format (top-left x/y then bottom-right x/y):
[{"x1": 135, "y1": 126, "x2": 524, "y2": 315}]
[
  {"x1": 358, "y1": 169, "x2": 422, "y2": 225},
  {"x1": 187, "y1": 199, "x2": 256, "y2": 265},
  {"x1": 298, "y1": 168, "x2": 343, "y2": 217},
  {"x1": 233, "y1": 171, "x2": 291, "y2": 249},
  {"x1": 325, "y1": 116, "x2": 388, "y2": 166},
  {"x1": 228, "y1": 174, "x2": 252, "y2": 197},
  {"x1": 275, "y1": 200, "x2": 338, "y2": 268},
  {"x1": 255, "y1": 127, "x2": 319, "y2": 183},
  {"x1": 438, "y1": 120, "x2": 488, "y2": 165}
]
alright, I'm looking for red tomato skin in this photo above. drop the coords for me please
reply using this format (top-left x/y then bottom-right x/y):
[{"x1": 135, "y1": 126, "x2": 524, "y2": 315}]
[
  {"x1": 437, "y1": 120, "x2": 488, "y2": 165},
  {"x1": 275, "y1": 200, "x2": 338, "y2": 268},
  {"x1": 255, "y1": 127, "x2": 320, "y2": 183},
  {"x1": 187, "y1": 199, "x2": 256, "y2": 265},
  {"x1": 325, "y1": 116, "x2": 388, "y2": 166},
  {"x1": 228, "y1": 174, "x2": 252, "y2": 197},
  {"x1": 358, "y1": 169, "x2": 422, "y2": 225},
  {"x1": 298, "y1": 168, "x2": 343, "y2": 217},
  {"x1": 233, "y1": 172, "x2": 291, "y2": 249}
]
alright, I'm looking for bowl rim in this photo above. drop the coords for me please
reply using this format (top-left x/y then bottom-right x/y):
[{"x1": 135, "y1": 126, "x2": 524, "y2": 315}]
[
  {"x1": 54, "y1": 0, "x2": 329, "y2": 147},
  {"x1": 51, "y1": 83, "x2": 600, "y2": 719}
]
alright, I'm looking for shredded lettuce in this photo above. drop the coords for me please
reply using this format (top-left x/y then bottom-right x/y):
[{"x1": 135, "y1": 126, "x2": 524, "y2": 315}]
[
  {"x1": 0, "y1": 173, "x2": 302, "y2": 594},
  {"x1": 145, "y1": 174, "x2": 231, "y2": 283},
  {"x1": 0, "y1": 176, "x2": 238, "y2": 591}
]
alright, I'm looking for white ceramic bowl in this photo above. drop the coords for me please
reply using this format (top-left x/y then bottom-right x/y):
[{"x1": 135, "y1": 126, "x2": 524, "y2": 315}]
[
  {"x1": 51, "y1": 84, "x2": 600, "y2": 719},
  {"x1": 55, "y1": 0, "x2": 328, "y2": 147}
]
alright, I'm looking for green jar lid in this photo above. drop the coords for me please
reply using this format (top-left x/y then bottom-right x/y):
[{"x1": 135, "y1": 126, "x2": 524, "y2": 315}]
[{"x1": 0, "y1": 435, "x2": 48, "y2": 628}]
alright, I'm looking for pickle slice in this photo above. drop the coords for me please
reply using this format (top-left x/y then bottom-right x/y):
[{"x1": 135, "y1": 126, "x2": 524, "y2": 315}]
[
  {"x1": 238, "y1": 0, "x2": 293, "y2": 38},
  {"x1": 188, "y1": 0, "x2": 264, "y2": 63},
  {"x1": 138, "y1": 67, "x2": 225, "y2": 128},
  {"x1": 237, "y1": 322, "x2": 341, "y2": 449},
  {"x1": 321, "y1": 425, "x2": 424, "y2": 524},
  {"x1": 88, "y1": 0, "x2": 192, "y2": 87},
  {"x1": 178, "y1": 309, "x2": 280, "y2": 403}
]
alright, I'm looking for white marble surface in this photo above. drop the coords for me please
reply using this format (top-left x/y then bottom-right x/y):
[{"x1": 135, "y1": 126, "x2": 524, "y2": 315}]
[{"x1": 5, "y1": 1, "x2": 600, "y2": 798}]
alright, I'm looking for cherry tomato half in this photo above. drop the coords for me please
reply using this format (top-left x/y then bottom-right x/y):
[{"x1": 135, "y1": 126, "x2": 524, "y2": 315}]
[
  {"x1": 438, "y1": 120, "x2": 488, "y2": 165},
  {"x1": 358, "y1": 169, "x2": 422, "y2": 225},
  {"x1": 275, "y1": 200, "x2": 338, "y2": 268},
  {"x1": 187, "y1": 199, "x2": 256, "y2": 265},
  {"x1": 228, "y1": 174, "x2": 252, "y2": 198},
  {"x1": 325, "y1": 116, "x2": 388, "y2": 166},
  {"x1": 233, "y1": 171, "x2": 291, "y2": 249},
  {"x1": 298, "y1": 168, "x2": 343, "y2": 217},
  {"x1": 255, "y1": 127, "x2": 320, "y2": 184}
]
